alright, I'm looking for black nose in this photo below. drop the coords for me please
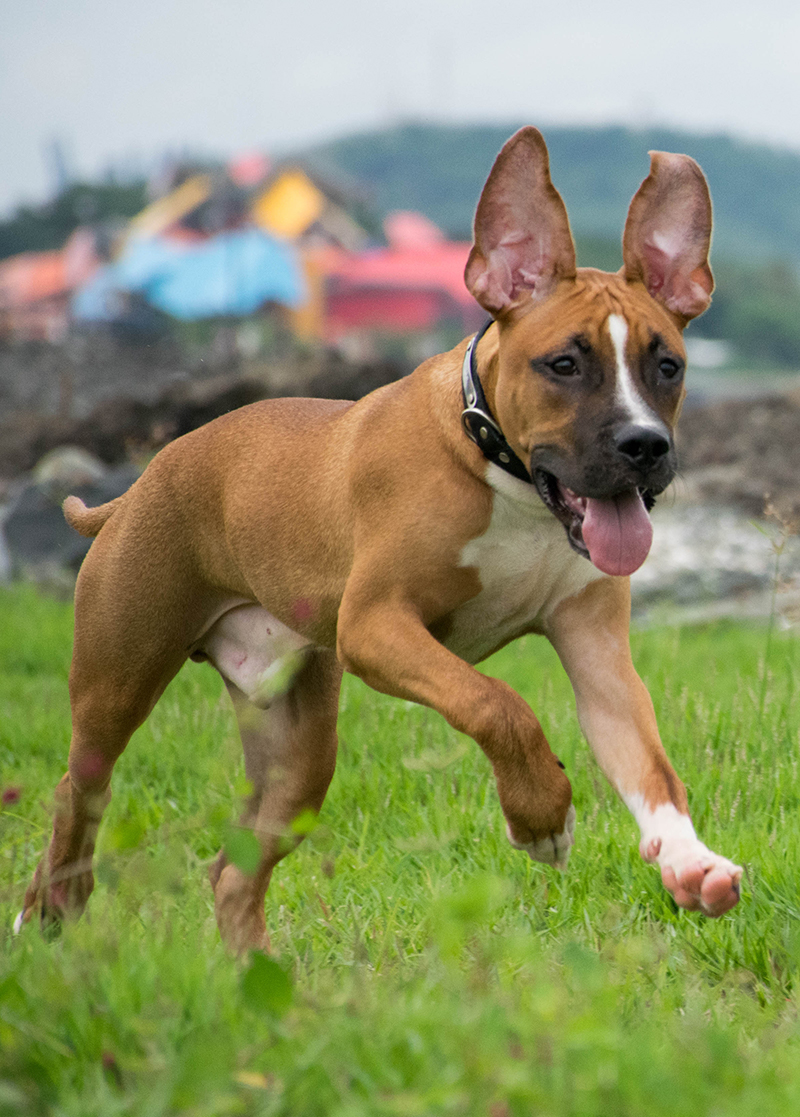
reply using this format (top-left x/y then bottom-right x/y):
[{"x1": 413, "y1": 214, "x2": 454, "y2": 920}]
[{"x1": 615, "y1": 424, "x2": 671, "y2": 471}]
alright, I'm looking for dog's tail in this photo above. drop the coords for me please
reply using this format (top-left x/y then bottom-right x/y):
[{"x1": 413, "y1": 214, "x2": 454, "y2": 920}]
[{"x1": 63, "y1": 494, "x2": 124, "y2": 538}]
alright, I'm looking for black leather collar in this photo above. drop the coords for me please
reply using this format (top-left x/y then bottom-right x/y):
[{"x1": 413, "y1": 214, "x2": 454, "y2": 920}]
[{"x1": 461, "y1": 321, "x2": 532, "y2": 484}]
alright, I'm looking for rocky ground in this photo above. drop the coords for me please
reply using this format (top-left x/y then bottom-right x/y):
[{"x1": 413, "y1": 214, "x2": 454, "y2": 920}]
[
  {"x1": 631, "y1": 501, "x2": 800, "y2": 625},
  {"x1": 628, "y1": 388, "x2": 800, "y2": 626},
  {"x1": 1, "y1": 339, "x2": 799, "y2": 624},
  {"x1": 677, "y1": 391, "x2": 800, "y2": 527},
  {"x1": 0, "y1": 339, "x2": 407, "y2": 486}
]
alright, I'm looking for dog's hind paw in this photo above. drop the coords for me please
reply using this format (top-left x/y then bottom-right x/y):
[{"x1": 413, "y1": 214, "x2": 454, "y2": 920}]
[
  {"x1": 12, "y1": 910, "x2": 24, "y2": 935},
  {"x1": 506, "y1": 804, "x2": 576, "y2": 869}
]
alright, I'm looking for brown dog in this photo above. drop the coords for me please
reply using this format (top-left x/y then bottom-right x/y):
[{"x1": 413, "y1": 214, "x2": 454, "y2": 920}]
[{"x1": 19, "y1": 128, "x2": 741, "y2": 952}]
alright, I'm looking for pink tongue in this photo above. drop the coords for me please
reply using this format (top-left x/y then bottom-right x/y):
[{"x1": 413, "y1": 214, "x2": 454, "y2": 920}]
[{"x1": 581, "y1": 490, "x2": 653, "y2": 576}]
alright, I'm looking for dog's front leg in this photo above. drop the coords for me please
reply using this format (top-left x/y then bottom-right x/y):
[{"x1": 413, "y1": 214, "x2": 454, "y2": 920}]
[
  {"x1": 337, "y1": 593, "x2": 574, "y2": 865},
  {"x1": 547, "y1": 577, "x2": 742, "y2": 916}
]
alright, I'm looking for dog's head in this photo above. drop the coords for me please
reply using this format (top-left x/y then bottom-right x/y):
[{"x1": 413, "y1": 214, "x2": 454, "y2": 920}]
[{"x1": 464, "y1": 127, "x2": 713, "y2": 576}]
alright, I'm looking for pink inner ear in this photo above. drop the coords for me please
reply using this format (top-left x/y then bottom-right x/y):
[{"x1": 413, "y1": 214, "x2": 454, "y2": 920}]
[
  {"x1": 641, "y1": 235, "x2": 711, "y2": 318},
  {"x1": 470, "y1": 248, "x2": 514, "y2": 311},
  {"x1": 642, "y1": 239, "x2": 671, "y2": 295},
  {"x1": 494, "y1": 232, "x2": 555, "y2": 304}
]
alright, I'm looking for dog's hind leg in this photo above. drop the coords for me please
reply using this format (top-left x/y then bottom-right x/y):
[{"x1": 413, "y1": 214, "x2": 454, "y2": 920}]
[
  {"x1": 209, "y1": 647, "x2": 342, "y2": 954},
  {"x1": 18, "y1": 520, "x2": 205, "y2": 935},
  {"x1": 19, "y1": 648, "x2": 188, "y2": 936}
]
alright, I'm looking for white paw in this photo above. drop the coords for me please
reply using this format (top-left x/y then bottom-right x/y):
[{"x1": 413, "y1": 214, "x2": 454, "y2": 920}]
[
  {"x1": 641, "y1": 834, "x2": 742, "y2": 916},
  {"x1": 507, "y1": 804, "x2": 576, "y2": 869},
  {"x1": 12, "y1": 910, "x2": 24, "y2": 935},
  {"x1": 644, "y1": 834, "x2": 741, "y2": 883},
  {"x1": 628, "y1": 801, "x2": 742, "y2": 915}
]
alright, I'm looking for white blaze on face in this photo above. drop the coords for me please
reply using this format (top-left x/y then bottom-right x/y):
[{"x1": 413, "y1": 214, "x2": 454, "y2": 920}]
[{"x1": 606, "y1": 313, "x2": 658, "y2": 428}]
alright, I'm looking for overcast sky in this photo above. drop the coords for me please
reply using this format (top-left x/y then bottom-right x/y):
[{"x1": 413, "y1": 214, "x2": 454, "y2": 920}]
[{"x1": 2, "y1": 0, "x2": 799, "y2": 215}]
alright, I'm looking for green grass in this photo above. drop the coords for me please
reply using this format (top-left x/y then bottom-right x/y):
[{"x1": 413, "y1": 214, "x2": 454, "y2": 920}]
[{"x1": 1, "y1": 583, "x2": 799, "y2": 1116}]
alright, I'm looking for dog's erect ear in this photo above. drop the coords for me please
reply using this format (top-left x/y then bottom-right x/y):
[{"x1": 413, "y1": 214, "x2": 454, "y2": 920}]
[
  {"x1": 622, "y1": 152, "x2": 714, "y2": 324},
  {"x1": 465, "y1": 127, "x2": 576, "y2": 315}
]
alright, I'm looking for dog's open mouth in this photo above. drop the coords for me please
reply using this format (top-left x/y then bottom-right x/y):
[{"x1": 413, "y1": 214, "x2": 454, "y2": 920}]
[{"x1": 533, "y1": 469, "x2": 656, "y2": 576}]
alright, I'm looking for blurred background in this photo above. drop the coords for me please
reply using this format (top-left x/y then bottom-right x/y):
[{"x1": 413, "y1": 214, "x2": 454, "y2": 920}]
[{"x1": 2, "y1": 0, "x2": 800, "y2": 619}]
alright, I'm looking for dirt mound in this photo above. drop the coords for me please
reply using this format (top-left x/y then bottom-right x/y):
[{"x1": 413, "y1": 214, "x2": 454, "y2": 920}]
[
  {"x1": 0, "y1": 356, "x2": 406, "y2": 484},
  {"x1": 0, "y1": 377, "x2": 269, "y2": 481}
]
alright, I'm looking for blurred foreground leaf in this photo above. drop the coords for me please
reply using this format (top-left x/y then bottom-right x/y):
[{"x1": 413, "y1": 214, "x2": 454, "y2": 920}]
[
  {"x1": 289, "y1": 808, "x2": 318, "y2": 837},
  {"x1": 433, "y1": 873, "x2": 512, "y2": 960},
  {"x1": 105, "y1": 816, "x2": 146, "y2": 851},
  {"x1": 240, "y1": 952, "x2": 292, "y2": 1017},
  {"x1": 224, "y1": 826, "x2": 262, "y2": 876}
]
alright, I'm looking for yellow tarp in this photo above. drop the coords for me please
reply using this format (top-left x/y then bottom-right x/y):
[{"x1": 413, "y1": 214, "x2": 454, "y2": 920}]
[
  {"x1": 125, "y1": 174, "x2": 213, "y2": 241},
  {"x1": 252, "y1": 170, "x2": 325, "y2": 240}
]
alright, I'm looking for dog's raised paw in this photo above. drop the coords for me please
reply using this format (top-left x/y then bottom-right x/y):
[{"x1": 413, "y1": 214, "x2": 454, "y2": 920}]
[{"x1": 506, "y1": 804, "x2": 576, "y2": 869}]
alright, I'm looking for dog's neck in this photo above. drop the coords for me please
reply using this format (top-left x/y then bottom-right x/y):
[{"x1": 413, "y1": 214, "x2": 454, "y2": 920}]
[{"x1": 460, "y1": 321, "x2": 532, "y2": 484}]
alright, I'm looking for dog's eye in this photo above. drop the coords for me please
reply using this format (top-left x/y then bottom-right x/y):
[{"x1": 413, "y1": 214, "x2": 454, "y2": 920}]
[
  {"x1": 549, "y1": 356, "x2": 578, "y2": 376},
  {"x1": 659, "y1": 358, "x2": 681, "y2": 379}
]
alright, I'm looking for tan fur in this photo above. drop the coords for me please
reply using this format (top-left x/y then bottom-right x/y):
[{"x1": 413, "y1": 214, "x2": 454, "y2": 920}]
[
  {"x1": 20, "y1": 128, "x2": 741, "y2": 951},
  {"x1": 63, "y1": 495, "x2": 122, "y2": 538}
]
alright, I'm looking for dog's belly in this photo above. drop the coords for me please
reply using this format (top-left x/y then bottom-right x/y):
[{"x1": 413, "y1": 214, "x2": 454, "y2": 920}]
[
  {"x1": 196, "y1": 603, "x2": 312, "y2": 707},
  {"x1": 196, "y1": 470, "x2": 606, "y2": 695},
  {"x1": 443, "y1": 466, "x2": 605, "y2": 664}
]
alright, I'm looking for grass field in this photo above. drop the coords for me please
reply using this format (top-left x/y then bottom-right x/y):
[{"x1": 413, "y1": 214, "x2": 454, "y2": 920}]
[{"x1": 1, "y1": 583, "x2": 799, "y2": 1116}]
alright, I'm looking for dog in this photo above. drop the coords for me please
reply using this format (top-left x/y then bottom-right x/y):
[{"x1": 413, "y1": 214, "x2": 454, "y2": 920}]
[{"x1": 18, "y1": 128, "x2": 742, "y2": 952}]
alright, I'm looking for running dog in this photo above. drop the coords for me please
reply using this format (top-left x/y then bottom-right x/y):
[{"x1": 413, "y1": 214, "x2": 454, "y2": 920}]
[{"x1": 19, "y1": 128, "x2": 741, "y2": 952}]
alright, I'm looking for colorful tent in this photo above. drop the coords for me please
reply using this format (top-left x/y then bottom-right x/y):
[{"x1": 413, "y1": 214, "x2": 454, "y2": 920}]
[
  {"x1": 252, "y1": 169, "x2": 326, "y2": 240},
  {"x1": 312, "y1": 211, "x2": 484, "y2": 339},
  {"x1": 0, "y1": 229, "x2": 98, "y2": 308},
  {"x1": 74, "y1": 228, "x2": 304, "y2": 323},
  {"x1": 0, "y1": 229, "x2": 99, "y2": 340},
  {"x1": 123, "y1": 175, "x2": 213, "y2": 242}
]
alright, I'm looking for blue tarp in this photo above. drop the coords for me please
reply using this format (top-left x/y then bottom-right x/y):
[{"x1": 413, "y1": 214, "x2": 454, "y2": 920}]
[
  {"x1": 72, "y1": 267, "x2": 129, "y2": 323},
  {"x1": 73, "y1": 228, "x2": 304, "y2": 322}
]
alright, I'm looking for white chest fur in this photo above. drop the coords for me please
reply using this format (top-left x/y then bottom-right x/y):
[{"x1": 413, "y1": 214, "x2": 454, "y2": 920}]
[{"x1": 443, "y1": 465, "x2": 605, "y2": 664}]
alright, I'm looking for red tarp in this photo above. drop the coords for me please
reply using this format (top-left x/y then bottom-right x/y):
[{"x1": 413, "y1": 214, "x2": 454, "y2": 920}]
[
  {"x1": 0, "y1": 229, "x2": 98, "y2": 309},
  {"x1": 314, "y1": 212, "x2": 484, "y2": 338}
]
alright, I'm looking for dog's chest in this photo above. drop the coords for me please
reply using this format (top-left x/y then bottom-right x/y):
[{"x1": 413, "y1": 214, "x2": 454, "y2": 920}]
[{"x1": 442, "y1": 467, "x2": 604, "y2": 664}]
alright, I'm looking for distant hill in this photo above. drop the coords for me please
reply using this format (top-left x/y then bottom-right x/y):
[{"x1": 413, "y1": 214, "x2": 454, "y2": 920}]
[
  {"x1": 303, "y1": 122, "x2": 800, "y2": 266},
  {"x1": 0, "y1": 180, "x2": 147, "y2": 263}
]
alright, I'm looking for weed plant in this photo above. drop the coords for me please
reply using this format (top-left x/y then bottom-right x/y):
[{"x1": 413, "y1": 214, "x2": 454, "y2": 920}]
[{"x1": 1, "y1": 584, "x2": 799, "y2": 1115}]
